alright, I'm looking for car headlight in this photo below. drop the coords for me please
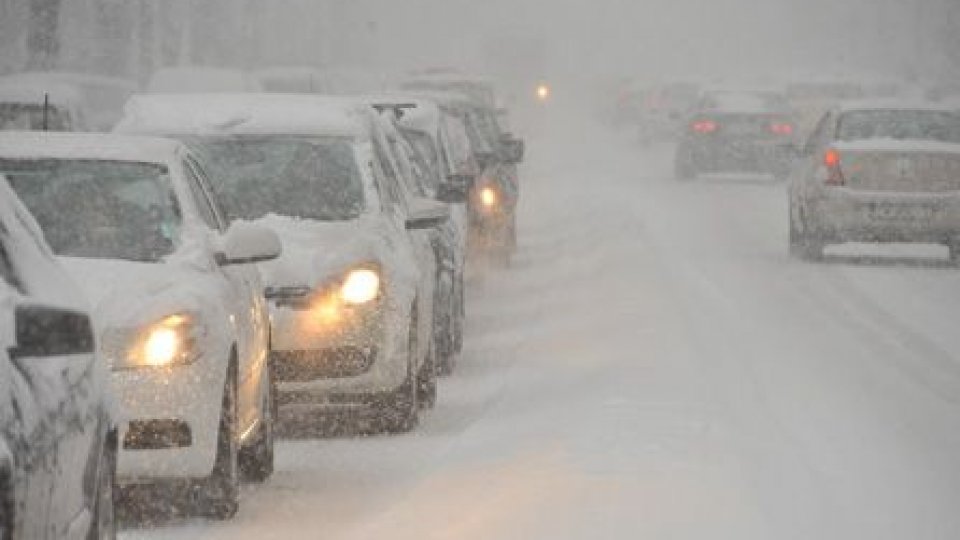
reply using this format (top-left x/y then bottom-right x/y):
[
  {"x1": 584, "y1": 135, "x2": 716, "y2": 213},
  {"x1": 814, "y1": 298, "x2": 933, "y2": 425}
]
[
  {"x1": 340, "y1": 268, "x2": 380, "y2": 305},
  {"x1": 114, "y1": 313, "x2": 203, "y2": 370},
  {"x1": 479, "y1": 186, "x2": 498, "y2": 208}
]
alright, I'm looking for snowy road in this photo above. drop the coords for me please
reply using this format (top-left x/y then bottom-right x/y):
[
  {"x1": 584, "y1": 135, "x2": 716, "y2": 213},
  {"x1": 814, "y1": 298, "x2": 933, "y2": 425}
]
[{"x1": 123, "y1": 114, "x2": 960, "y2": 540}]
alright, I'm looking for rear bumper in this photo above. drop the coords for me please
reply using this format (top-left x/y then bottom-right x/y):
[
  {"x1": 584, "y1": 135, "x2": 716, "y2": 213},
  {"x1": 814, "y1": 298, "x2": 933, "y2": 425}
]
[
  {"x1": 804, "y1": 189, "x2": 960, "y2": 243},
  {"x1": 684, "y1": 140, "x2": 792, "y2": 174}
]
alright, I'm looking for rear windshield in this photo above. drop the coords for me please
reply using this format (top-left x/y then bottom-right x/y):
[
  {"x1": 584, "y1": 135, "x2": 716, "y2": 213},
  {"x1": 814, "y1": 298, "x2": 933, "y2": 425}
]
[
  {"x1": 0, "y1": 159, "x2": 180, "y2": 262},
  {"x1": 186, "y1": 136, "x2": 365, "y2": 221},
  {"x1": 705, "y1": 113, "x2": 792, "y2": 137},
  {"x1": 837, "y1": 110, "x2": 960, "y2": 144},
  {"x1": 0, "y1": 103, "x2": 71, "y2": 131}
]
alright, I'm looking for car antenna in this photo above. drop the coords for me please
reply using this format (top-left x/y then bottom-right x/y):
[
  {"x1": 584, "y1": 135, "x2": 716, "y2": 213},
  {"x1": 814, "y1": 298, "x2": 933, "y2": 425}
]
[{"x1": 41, "y1": 92, "x2": 49, "y2": 131}]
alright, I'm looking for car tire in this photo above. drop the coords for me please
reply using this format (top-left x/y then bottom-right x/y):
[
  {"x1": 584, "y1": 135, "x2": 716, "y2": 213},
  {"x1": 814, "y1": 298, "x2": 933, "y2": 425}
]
[
  {"x1": 417, "y1": 337, "x2": 438, "y2": 409},
  {"x1": 789, "y1": 205, "x2": 824, "y2": 261},
  {"x1": 949, "y1": 241, "x2": 960, "y2": 266},
  {"x1": 87, "y1": 436, "x2": 117, "y2": 540},
  {"x1": 375, "y1": 317, "x2": 420, "y2": 434},
  {"x1": 239, "y1": 364, "x2": 275, "y2": 483},
  {"x1": 193, "y1": 361, "x2": 240, "y2": 520},
  {"x1": 675, "y1": 152, "x2": 696, "y2": 181}
]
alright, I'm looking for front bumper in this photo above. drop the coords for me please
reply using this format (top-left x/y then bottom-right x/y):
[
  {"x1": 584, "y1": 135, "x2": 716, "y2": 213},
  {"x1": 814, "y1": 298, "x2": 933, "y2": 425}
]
[
  {"x1": 270, "y1": 301, "x2": 408, "y2": 404},
  {"x1": 805, "y1": 189, "x2": 960, "y2": 244},
  {"x1": 111, "y1": 357, "x2": 225, "y2": 482}
]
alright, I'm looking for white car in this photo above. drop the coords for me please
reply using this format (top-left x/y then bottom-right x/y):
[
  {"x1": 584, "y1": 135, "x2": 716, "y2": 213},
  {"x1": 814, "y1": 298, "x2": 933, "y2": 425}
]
[
  {"x1": 0, "y1": 132, "x2": 282, "y2": 519},
  {"x1": 0, "y1": 176, "x2": 117, "y2": 538},
  {"x1": 788, "y1": 101, "x2": 960, "y2": 261},
  {"x1": 116, "y1": 94, "x2": 448, "y2": 432}
]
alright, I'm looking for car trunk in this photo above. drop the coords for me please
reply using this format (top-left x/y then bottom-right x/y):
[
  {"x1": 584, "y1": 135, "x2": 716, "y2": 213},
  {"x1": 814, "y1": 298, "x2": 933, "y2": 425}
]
[{"x1": 837, "y1": 149, "x2": 960, "y2": 192}]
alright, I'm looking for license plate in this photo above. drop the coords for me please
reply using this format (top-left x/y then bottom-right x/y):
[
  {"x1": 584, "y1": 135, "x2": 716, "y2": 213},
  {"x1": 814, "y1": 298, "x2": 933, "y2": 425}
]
[{"x1": 867, "y1": 202, "x2": 936, "y2": 221}]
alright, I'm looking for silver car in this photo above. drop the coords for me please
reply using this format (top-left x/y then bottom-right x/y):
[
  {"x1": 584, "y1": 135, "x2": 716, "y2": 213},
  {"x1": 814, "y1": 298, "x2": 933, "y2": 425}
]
[{"x1": 788, "y1": 101, "x2": 960, "y2": 261}]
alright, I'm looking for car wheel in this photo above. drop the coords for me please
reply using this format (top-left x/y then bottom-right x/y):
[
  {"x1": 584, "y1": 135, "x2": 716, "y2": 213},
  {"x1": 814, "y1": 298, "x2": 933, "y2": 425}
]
[
  {"x1": 675, "y1": 152, "x2": 695, "y2": 181},
  {"x1": 949, "y1": 241, "x2": 960, "y2": 266},
  {"x1": 239, "y1": 364, "x2": 275, "y2": 483},
  {"x1": 417, "y1": 336, "x2": 438, "y2": 409},
  {"x1": 87, "y1": 437, "x2": 117, "y2": 540},
  {"x1": 790, "y1": 205, "x2": 824, "y2": 261},
  {"x1": 375, "y1": 316, "x2": 420, "y2": 433},
  {"x1": 193, "y1": 361, "x2": 240, "y2": 520}
]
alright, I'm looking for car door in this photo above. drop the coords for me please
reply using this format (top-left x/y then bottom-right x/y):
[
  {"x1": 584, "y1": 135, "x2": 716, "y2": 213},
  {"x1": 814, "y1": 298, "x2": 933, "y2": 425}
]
[
  {"x1": 369, "y1": 134, "x2": 432, "y2": 366},
  {"x1": 0, "y1": 203, "x2": 99, "y2": 539},
  {"x1": 182, "y1": 154, "x2": 268, "y2": 433}
]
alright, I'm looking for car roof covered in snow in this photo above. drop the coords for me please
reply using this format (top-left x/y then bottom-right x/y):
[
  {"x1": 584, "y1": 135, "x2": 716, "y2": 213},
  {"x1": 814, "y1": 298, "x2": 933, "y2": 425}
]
[
  {"x1": 835, "y1": 99, "x2": 958, "y2": 113},
  {"x1": 354, "y1": 94, "x2": 442, "y2": 133},
  {"x1": 116, "y1": 93, "x2": 371, "y2": 138},
  {"x1": 0, "y1": 131, "x2": 183, "y2": 164}
]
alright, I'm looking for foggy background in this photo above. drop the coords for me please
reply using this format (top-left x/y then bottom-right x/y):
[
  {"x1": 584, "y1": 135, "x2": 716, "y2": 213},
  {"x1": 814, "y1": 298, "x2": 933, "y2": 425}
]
[{"x1": 2, "y1": 0, "x2": 959, "y2": 94}]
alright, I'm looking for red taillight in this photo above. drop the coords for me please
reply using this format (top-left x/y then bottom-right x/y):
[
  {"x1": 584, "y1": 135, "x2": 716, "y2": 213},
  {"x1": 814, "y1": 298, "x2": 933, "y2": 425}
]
[
  {"x1": 691, "y1": 119, "x2": 718, "y2": 134},
  {"x1": 823, "y1": 148, "x2": 844, "y2": 186},
  {"x1": 770, "y1": 122, "x2": 794, "y2": 136}
]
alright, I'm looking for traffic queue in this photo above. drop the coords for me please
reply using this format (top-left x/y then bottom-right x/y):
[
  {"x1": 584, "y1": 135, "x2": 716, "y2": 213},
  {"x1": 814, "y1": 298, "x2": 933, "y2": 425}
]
[{"x1": 0, "y1": 68, "x2": 522, "y2": 537}]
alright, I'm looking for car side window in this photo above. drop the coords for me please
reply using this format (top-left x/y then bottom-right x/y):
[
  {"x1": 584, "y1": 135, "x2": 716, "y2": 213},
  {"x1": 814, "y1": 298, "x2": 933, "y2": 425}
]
[
  {"x1": 181, "y1": 160, "x2": 223, "y2": 232},
  {"x1": 0, "y1": 230, "x2": 23, "y2": 293}
]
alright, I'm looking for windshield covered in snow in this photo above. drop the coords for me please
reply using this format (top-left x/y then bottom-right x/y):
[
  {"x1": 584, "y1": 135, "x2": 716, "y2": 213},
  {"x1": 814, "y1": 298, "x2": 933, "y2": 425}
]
[
  {"x1": 0, "y1": 159, "x2": 180, "y2": 262},
  {"x1": 185, "y1": 136, "x2": 365, "y2": 221},
  {"x1": 837, "y1": 110, "x2": 960, "y2": 144}
]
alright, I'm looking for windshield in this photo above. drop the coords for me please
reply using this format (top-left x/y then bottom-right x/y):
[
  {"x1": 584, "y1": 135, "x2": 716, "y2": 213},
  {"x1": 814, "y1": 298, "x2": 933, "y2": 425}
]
[
  {"x1": 186, "y1": 136, "x2": 365, "y2": 221},
  {"x1": 0, "y1": 103, "x2": 71, "y2": 131},
  {"x1": 0, "y1": 159, "x2": 180, "y2": 262},
  {"x1": 837, "y1": 110, "x2": 960, "y2": 143}
]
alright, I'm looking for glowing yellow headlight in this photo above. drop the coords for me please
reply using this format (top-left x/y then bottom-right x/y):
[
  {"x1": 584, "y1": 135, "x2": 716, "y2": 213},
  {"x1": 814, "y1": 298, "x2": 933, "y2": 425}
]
[
  {"x1": 340, "y1": 269, "x2": 380, "y2": 305},
  {"x1": 480, "y1": 187, "x2": 498, "y2": 208},
  {"x1": 536, "y1": 84, "x2": 551, "y2": 101},
  {"x1": 142, "y1": 326, "x2": 180, "y2": 366}
]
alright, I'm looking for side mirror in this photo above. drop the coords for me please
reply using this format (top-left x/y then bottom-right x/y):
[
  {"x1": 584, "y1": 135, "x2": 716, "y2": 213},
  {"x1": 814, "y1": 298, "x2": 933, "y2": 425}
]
[
  {"x1": 500, "y1": 137, "x2": 524, "y2": 164},
  {"x1": 406, "y1": 198, "x2": 450, "y2": 230},
  {"x1": 216, "y1": 222, "x2": 282, "y2": 266},
  {"x1": 437, "y1": 173, "x2": 474, "y2": 203},
  {"x1": 8, "y1": 305, "x2": 95, "y2": 360}
]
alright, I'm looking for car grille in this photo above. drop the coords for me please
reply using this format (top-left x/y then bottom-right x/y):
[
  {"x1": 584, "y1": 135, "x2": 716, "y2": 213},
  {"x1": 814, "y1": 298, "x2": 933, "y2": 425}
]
[{"x1": 273, "y1": 347, "x2": 378, "y2": 381}]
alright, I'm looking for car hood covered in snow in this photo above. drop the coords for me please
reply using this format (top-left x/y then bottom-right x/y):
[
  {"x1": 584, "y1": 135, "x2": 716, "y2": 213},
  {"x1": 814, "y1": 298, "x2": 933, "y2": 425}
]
[{"x1": 251, "y1": 213, "x2": 401, "y2": 291}]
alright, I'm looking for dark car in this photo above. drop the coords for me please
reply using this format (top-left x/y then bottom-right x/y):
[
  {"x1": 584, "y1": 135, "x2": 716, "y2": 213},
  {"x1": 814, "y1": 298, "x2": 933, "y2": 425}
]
[
  {"x1": 0, "y1": 177, "x2": 117, "y2": 539},
  {"x1": 674, "y1": 90, "x2": 797, "y2": 180}
]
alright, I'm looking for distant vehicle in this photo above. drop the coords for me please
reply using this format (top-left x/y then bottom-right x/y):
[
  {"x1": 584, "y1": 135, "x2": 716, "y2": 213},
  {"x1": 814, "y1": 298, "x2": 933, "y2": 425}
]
[
  {"x1": 0, "y1": 132, "x2": 281, "y2": 519},
  {"x1": 635, "y1": 82, "x2": 701, "y2": 143},
  {"x1": 787, "y1": 101, "x2": 960, "y2": 261},
  {"x1": 254, "y1": 66, "x2": 327, "y2": 93},
  {"x1": 399, "y1": 70, "x2": 498, "y2": 109},
  {"x1": 0, "y1": 175, "x2": 116, "y2": 538},
  {"x1": 408, "y1": 90, "x2": 523, "y2": 262},
  {"x1": 0, "y1": 71, "x2": 136, "y2": 131},
  {"x1": 786, "y1": 80, "x2": 864, "y2": 136},
  {"x1": 674, "y1": 90, "x2": 797, "y2": 180},
  {"x1": 146, "y1": 66, "x2": 263, "y2": 94},
  {"x1": 116, "y1": 94, "x2": 447, "y2": 432},
  {"x1": 0, "y1": 81, "x2": 88, "y2": 132},
  {"x1": 371, "y1": 98, "x2": 471, "y2": 374}
]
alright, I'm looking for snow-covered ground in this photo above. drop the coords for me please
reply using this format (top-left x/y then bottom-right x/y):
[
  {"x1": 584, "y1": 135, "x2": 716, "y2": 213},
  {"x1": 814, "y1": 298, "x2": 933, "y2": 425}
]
[{"x1": 122, "y1": 110, "x2": 960, "y2": 540}]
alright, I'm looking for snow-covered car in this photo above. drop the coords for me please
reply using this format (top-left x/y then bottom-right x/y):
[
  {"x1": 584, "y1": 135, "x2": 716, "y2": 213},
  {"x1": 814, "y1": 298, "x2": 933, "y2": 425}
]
[
  {"x1": 674, "y1": 90, "x2": 798, "y2": 180},
  {"x1": 0, "y1": 81, "x2": 89, "y2": 132},
  {"x1": 0, "y1": 72, "x2": 136, "y2": 131},
  {"x1": 788, "y1": 101, "x2": 960, "y2": 261},
  {"x1": 0, "y1": 175, "x2": 117, "y2": 538},
  {"x1": 146, "y1": 66, "x2": 263, "y2": 94},
  {"x1": 375, "y1": 98, "x2": 471, "y2": 373},
  {"x1": 255, "y1": 66, "x2": 327, "y2": 93},
  {"x1": 115, "y1": 94, "x2": 448, "y2": 432},
  {"x1": 0, "y1": 132, "x2": 281, "y2": 519},
  {"x1": 409, "y1": 90, "x2": 522, "y2": 262}
]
